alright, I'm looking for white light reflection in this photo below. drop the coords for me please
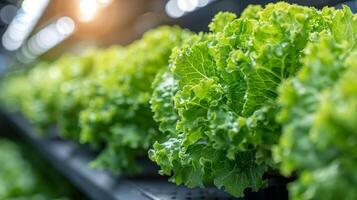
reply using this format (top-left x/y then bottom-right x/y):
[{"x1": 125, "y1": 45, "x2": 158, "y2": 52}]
[
  {"x1": 165, "y1": 0, "x2": 184, "y2": 18},
  {"x1": 1, "y1": 0, "x2": 49, "y2": 51},
  {"x1": 165, "y1": 0, "x2": 214, "y2": 18},
  {"x1": 178, "y1": 0, "x2": 198, "y2": 12},
  {"x1": 56, "y1": 17, "x2": 76, "y2": 35},
  {"x1": 79, "y1": 0, "x2": 98, "y2": 22},
  {"x1": 97, "y1": 0, "x2": 113, "y2": 6},
  {"x1": 197, "y1": 0, "x2": 209, "y2": 7},
  {"x1": 17, "y1": 17, "x2": 76, "y2": 63}
]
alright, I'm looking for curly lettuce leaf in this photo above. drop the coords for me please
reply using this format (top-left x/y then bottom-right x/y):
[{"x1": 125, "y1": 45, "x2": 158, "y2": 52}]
[
  {"x1": 274, "y1": 6, "x2": 357, "y2": 199},
  {"x1": 78, "y1": 26, "x2": 192, "y2": 173},
  {"x1": 150, "y1": 3, "x2": 356, "y2": 197},
  {"x1": 57, "y1": 47, "x2": 123, "y2": 140}
]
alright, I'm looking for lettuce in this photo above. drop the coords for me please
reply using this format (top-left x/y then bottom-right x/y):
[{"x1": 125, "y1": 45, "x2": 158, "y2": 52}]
[
  {"x1": 1, "y1": 3, "x2": 356, "y2": 198},
  {"x1": 0, "y1": 139, "x2": 79, "y2": 199},
  {"x1": 57, "y1": 47, "x2": 123, "y2": 140},
  {"x1": 1, "y1": 52, "x2": 99, "y2": 134},
  {"x1": 78, "y1": 26, "x2": 192, "y2": 173},
  {"x1": 149, "y1": 3, "x2": 356, "y2": 197},
  {"x1": 0, "y1": 26, "x2": 191, "y2": 174},
  {"x1": 274, "y1": 8, "x2": 357, "y2": 199}
]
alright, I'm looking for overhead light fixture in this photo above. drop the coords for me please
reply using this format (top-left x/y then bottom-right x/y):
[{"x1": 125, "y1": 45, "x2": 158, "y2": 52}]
[
  {"x1": 56, "y1": 17, "x2": 76, "y2": 35},
  {"x1": 97, "y1": 0, "x2": 113, "y2": 6},
  {"x1": 17, "y1": 16, "x2": 76, "y2": 63},
  {"x1": 78, "y1": 0, "x2": 99, "y2": 22},
  {"x1": 177, "y1": 0, "x2": 198, "y2": 12},
  {"x1": 77, "y1": 0, "x2": 113, "y2": 22},
  {"x1": 165, "y1": 0, "x2": 184, "y2": 18},
  {"x1": 1, "y1": 0, "x2": 50, "y2": 51},
  {"x1": 197, "y1": 0, "x2": 209, "y2": 7},
  {"x1": 165, "y1": 0, "x2": 214, "y2": 18}
]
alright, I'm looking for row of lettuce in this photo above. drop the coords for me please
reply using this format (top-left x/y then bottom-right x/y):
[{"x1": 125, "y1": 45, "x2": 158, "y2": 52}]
[
  {"x1": 1, "y1": 2, "x2": 356, "y2": 199},
  {"x1": 0, "y1": 139, "x2": 85, "y2": 199}
]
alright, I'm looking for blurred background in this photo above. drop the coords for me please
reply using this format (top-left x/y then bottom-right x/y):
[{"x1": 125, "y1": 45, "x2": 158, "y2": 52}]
[{"x1": 0, "y1": 0, "x2": 355, "y2": 74}]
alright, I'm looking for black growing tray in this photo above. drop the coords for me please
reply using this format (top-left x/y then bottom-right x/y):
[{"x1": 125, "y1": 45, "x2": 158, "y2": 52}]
[{"x1": 0, "y1": 109, "x2": 290, "y2": 200}]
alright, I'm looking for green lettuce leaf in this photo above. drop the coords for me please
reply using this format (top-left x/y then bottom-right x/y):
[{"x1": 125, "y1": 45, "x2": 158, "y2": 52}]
[
  {"x1": 150, "y1": 3, "x2": 356, "y2": 197},
  {"x1": 79, "y1": 26, "x2": 192, "y2": 174},
  {"x1": 274, "y1": 7, "x2": 357, "y2": 199}
]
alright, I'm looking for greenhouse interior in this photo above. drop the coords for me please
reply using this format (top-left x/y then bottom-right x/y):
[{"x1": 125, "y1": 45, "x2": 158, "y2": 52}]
[{"x1": 0, "y1": 0, "x2": 356, "y2": 200}]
